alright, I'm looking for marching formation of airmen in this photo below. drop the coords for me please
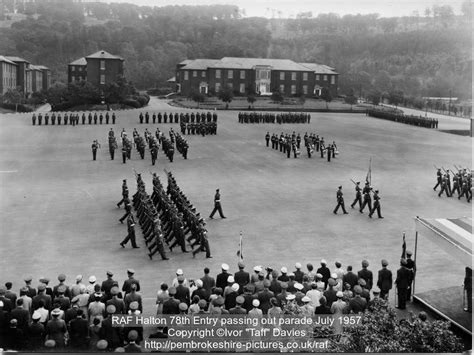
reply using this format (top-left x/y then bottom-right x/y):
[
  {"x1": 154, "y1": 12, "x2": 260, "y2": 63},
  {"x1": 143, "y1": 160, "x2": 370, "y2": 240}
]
[
  {"x1": 267, "y1": 131, "x2": 338, "y2": 161},
  {"x1": 333, "y1": 182, "x2": 384, "y2": 218},
  {"x1": 138, "y1": 111, "x2": 218, "y2": 125},
  {"x1": 94, "y1": 128, "x2": 189, "y2": 164},
  {"x1": 32, "y1": 112, "x2": 116, "y2": 126},
  {"x1": 433, "y1": 167, "x2": 472, "y2": 203},
  {"x1": 239, "y1": 112, "x2": 311, "y2": 124},
  {"x1": 180, "y1": 121, "x2": 217, "y2": 136},
  {"x1": 367, "y1": 109, "x2": 438, "y2": 129}
]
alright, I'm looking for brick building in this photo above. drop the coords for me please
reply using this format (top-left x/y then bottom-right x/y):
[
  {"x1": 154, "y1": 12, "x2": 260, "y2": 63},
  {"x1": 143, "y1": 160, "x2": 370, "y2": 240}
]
[
  {"x1": 68, "y1": 50, "x2": 124, "y2": 88},
  {"x1": 176, "y1": 57, "x2": 338, "y2": 97},
  {"x1": 0, "y1": 55, "x2": 50, "y2": 96}
]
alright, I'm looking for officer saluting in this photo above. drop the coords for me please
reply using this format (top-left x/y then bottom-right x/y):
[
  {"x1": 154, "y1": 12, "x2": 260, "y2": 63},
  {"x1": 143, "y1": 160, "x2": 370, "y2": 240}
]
[
  {"x1": 333, "y1": 186, "x2": 348, "y2": 214},
  {"x1": 209, "y1": 189, "x2": 226, "y2": 219}
]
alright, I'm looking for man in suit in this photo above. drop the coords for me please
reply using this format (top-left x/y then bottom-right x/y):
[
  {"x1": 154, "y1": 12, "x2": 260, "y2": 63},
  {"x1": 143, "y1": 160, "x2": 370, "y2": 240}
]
[
  {"x1": 395, "y1": 259, "x2": 410, "y2": 309},
  {"x1": 101, "y1": 271, "x2": 116, "y2": 298},
  {"x1": 357, "y1": 260, "x2": 373, "y2": 290},
  {"x1": 124, "y1": 330, "x2": 142, "y2": 352},
  {"x1": 257, "y1": 280, "x2": 274, "y2": 314},
  {"x1": 216, "y1": 264, "x2": 230, "y2": 291},
  {"x1": 10, "y1": 299, "x2": 30, "y2": 331},
  {"x1": 0, "y1": 287, "x2": 13, "y2": 312},
  {"x1": 68, "y1": 309, "x2": 89, "y2": 349},
  {"x1": 234, "y1": 262, "x2": 250, "y2": 292},
  {"x1": 376, "y1": 259, "x2": 392, "y2": 300},
  {"x1": 162, "y1": 288, "x2": 179, "y2": 314},
  {"x1": 200, "y1": 268, "x2": 215, "y2": 299},
  {"x1": 175, "y1": 276, "x2": 190, "y2": 306},
  {"x1": 53, "y1": 274, "x2": 70, "y2": 299},
  {"x1": 348, "y1": 285, "x2": 367, "y2": 313},
  {"x1": 122, "y1": 269, "x2": 140, "y2": 295},
  {"x1": 101, "y1": 305, "x2": 123, "y2": 350},
  {"x1": 4, "y1": 282, "x2": 17, "y2": 308},
  {"x1": 317, "y1": 260, "x2": 331, "y2": 288}
]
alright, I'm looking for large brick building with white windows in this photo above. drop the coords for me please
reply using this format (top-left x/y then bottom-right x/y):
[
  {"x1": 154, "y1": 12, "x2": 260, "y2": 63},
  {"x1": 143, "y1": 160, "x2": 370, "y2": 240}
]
[
  {"x1": 175, "y1": 57, "x2": 338, "y2": 97},
  {"x1": 68, "y1": 50, "x2": 124, "y2": 88}
]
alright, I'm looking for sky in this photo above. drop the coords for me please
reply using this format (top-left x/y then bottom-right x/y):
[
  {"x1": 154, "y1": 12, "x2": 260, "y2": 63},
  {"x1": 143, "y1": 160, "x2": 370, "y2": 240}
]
[{"x1": 106, "y1": 0, "x2": 467, "y2": 18}]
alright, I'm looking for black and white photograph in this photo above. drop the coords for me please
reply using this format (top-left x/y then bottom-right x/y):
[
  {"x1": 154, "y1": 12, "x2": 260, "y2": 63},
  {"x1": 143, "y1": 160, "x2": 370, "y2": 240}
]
[{"x1": 0, "y1": 0, "x2": 472, "y2": 352}]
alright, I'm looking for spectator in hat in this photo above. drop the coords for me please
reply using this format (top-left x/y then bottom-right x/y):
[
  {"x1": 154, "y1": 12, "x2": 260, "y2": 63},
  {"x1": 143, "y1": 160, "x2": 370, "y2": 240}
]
[
  {"x1": 19, "y1": 286, "x2": 33, "y2": 314},
  {"x1": 293, "y1": 283, "x2": 305, "y2": 305},
  {"x1": 39, "y1": 278, "x2": 53, "y2": 298},
  {"x1": 45, "y1": 308, "x2": 68, "y2": 348},
  {"x1": 68, "y1": 309, "x2": 89, "y2": 349},
  {"x1": 122, "y1": 269, "x2": 140, "y2": 295},
  {"x1": 64, "y1": 303, "x2": 79, "y2": 325},
  {"x1": 317, "y1": 260, "x2": 331, "y2": 288},
  {"x1": 395, "y1": 259, "x2": 410, "y2": 309},
  {"x1": 324, "y1": 279, "x2": 338, "y2": 307},
  {"x1": 277, "y1": 267, "x2": 290, "y2": 282},
  {"x1": 101, "y1": 271, "x2": 116, "y2": 298},
  {"x1": 27, "y1": 311, "x2": 45, "y2": 350},
  {"x1": 269, "y1": 270, "x2": 282, "y2": 295},
  {"x1": 305, "y1": 263, "x2": 317, "y2": 282},
  {"x1": 53, "y1": 285, "x2": 71, "y2": 311},
  {"x1": 358, "y1": 278, "x2": 371, "y2": 303},
  {"x1": 189, "y1": 296, "x2": 201, "y2": 314},
  {"x1": 249, "y1": 299, "x2": 263, "y2": 318},
  {"x1": 33, "y1": 284, "x2": 52, "y2": 312},
  {"x1": 251, "y1": 265, "x2": 263, "y2": 284},
  {"x1": 287, "y1": 272, "x2": 297, "y2": 293},
  {"x1": 368, "y1": 287, "x2": 382, "y2": 310},
  {"x1": 235, "y1": 262, "x2": 250, "y2": 291},
  {"x1": 88, "y1": 317, "x2": 102, "y2": 349},
  {"x1": 87, "y1": 276, "x2": 98, "y2": 295},
  {"x1": 172, "y1": 269, "x2": 189, "y2": 288},
  {"x1": 333, "y1": 262, "x2": 344, "y2": 287},
  {"x1": 268, "y1": 297, "x2": 282, "y2": 317},
  {"x1": 229, "y1": 296, "x2": 247, "y2": 314},
  {"x1": 210, "y1": 297, "x2": 228, "y2": 315},
  {"x1": 254, "y1": 272, "x2": 266, "y2": 293},
  {"x1": 106, "y1": 287, "x2": 125, "y2": 314},
  {"x1": 178, "y1": 302, "x2": 189, "y2": 315},
  {"x1": 70, "y1": 275, "x2": 85, "y2": 298},
  {"x1": 196, "y1": 300, "x2": 208, "y2": 314},
  {"x1": 156, "y1": 283, "x2": 169, "y2": 315},
  {"x1": 301, "y1": 275, "x2": 312, "y2": 294},
  {"x1": 191, "y1": 280, "x2": 208, "y2": 302},
  {"x1": 331, "y1": 291, "x2": 347, "y2": 334},
  {"x1": 128, "y1": 302, "x2": 143, "y2": 343},
  {"x1": 315, "y1": 296, "x2": 331, "y2": 314},
  {"x1": 283, "y1": 294, "x2": 299, "y2": 315},
  {"x1": 342, "y1": 283, "x2": 353, "y2": 302},
  {"x1": 53, "y1": 274, "x2": 70, "y2": 299},
  {"x1": 124, "y1": 284, "x2": 142, "y2": 313},
  {"x1": 124, "y1": 330, "x2": 142, "y2": 352},
  {"x1": 224, "y1": 283, "x2": 239, "y2": 310},
  {"x1": 0, "y1": 287, "x2": 13, "y2": 312},
  {"x1": 162, "y1": 288, "x2": 180, "y2": 314},
  {"x1": 200, "y1": 267, "x2": 215, "y2": 297},
  {"x1": 71, "y1": 286, "x2": 89, "y2": 320},
  {"x1": 276, "y1": 282, "x2": 289, "y2": 308},
  {"x1": 315, "y1": 273, "x2": 325, "y2": 290},
  {"x1": 216, "y1": 264, "x2": 230, "y2": 290},
  {"x1": 358, "y1": 260, "x2": 373, "y2": 290},
  {"x1": 34, "y1": 300, "x2": 49, "y2": 325},
  {"x1": 223, "y1": 275, "x2": 236, "y2": 297},
  {"x1": 101, "y1": 305, "x2": 123, "y2": 350},
  {"x1": 306, "y1": 282, "x2": 322, "y2": 308},
  {"x1": 4, "y1": 282, "x2": 17, "y2": 307},
  {"x1": 7, "y1": 319, "x2": 25, "y2": 350},
  {"x1": 348, "y1": 286, "x2": 367, "y2": 313},
  {"x1": 88, "y1": 293, "x2": 105, "y2": 324},
  {"x1": 23, "y1": 276, "x2": 37, "y2": 298},
  {"x1": 208, "y1": 288, "x2": 224, "y2": 314},
  {"x1": 10, "y1": 298, "x2": 30, "y2": 331},
  {"x1": 299, "y1": 296, "x2": 315, "y2": 316},
  {"x1": 257, "y1": 280, "x2": 274, "y2": 314},
  {"x1": 377, "y1": 259, "x2": 393, "y2": 300},
  {"x1": 343, "y1": 265, "x2": 358, "y2": 290},
  {"x1": 175, "y1": 276, "x2": 190, "y2": 306},
  {"x1": 294, "y1": 263, "x2": 304, "y2": 283}
]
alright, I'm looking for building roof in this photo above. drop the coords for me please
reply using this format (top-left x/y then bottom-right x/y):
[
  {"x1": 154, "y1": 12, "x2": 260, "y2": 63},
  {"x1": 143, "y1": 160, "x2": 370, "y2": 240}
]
[
  {"x1": 5, "y1": 56, "x2": 30, "y2": 63},
  {"x1": 180, "y1": 59, "x2": 221, "y2": 70},
  {"x1": 86, "y1": 50, "x2": 123, "y2": 60},
  {"x1": 29, "y1": 64, "x2": 43, "y2": 71},
  {"x1": 35, "y1": 65, "x2": 50, "y2": 71},
  {"x1": 215, "y1": 57, "x2": 312, "y2": 71},
  {"x1": 69, "y1": 57, "x2": 87, "y2": 66},
  {"x1": 0, "y1": 55, "x2": 17, "y2": 65},
  {"x1": 299, "y1": 63, "x2": 338, "y2": 74}
]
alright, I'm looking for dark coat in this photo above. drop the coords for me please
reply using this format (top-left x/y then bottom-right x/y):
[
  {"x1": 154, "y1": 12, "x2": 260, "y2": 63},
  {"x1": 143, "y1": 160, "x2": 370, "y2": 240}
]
[
  {"x1": 395, "y1": 267, "x2": 410, "y2": 289},
  {"x1": 377, "y1": 268, "x2": 393, "y2": 292},
  {"x1": 357, "y1": 268, "x2": 373, "y2": 290}
]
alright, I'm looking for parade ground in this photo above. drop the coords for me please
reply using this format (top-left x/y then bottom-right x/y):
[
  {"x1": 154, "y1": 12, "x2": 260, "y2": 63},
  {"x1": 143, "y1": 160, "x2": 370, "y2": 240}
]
[{"x1": 0, "y1": 98, "x2": 471, "y2": 316}]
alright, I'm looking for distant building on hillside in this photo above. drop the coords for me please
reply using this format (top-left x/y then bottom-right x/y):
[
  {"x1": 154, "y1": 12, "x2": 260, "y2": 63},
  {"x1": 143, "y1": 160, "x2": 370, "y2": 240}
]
[
  {"x1": 68, "y1": 50, "x2": 124, "y2": 89},
  {"x1": 175, "y1": 57, "x2": 338, "y2": 97},
  {"x1": 0, "y1": 55, "x2": 50, "y2": 96}
]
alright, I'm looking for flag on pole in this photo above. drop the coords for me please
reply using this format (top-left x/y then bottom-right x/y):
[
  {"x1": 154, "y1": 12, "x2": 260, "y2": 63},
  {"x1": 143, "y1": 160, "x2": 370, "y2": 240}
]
[
  {"x1": 401, "y1": 232, "x2": 406, "y2": 259},
  {"x1": 237, "y1": 231, "x2": 243, "y2": 260},
  {"x1": 366, "y1": 157, "x2": 372, "y2": 185}
]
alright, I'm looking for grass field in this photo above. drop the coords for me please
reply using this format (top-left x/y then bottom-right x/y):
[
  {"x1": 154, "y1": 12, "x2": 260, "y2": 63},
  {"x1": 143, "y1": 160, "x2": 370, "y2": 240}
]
[{"x1": 0, "y1": 98, "x2": 471, "y2": 320}]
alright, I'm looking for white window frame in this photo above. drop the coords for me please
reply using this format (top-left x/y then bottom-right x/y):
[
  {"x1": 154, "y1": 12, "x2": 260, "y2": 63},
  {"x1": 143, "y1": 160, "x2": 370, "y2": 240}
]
[
  {"x1": 71, "y1": 66, "x2": 75, "y2": 72},
  {"x1": 291, "y1": 84, "x2": 296, "y2": 94},
  {"x1": 240, "y1": 70, "x2": 245, "y2": 79},
  {"x1": 215, "y1": 69, "x2": 221, "y2": 79},
  {"x1": 228, "y1": 70, "x2": 233, "y2": 79},
  {"x1": 100, "y1": 74, "x2": 105, "y2": 84},
  {"x1": 184, "y1": 71, "x2": 189, "y2": 80},
  {"x1": 239, "y1": 83, "x2": 245, "y2": 93},
  {"x1": 291, "y1": 72, "x2": 296, "y2": 81},
  {"x1": 100, "y1": 60, "x2": 105, "y2": 70},
  {"x1": 201, "y1": 71, "x2": 206, "y2": 78},
  {"x1": 331, "y1": 75, "x2": 336, "y2": 84},
  {"x1": 303, "y1": 72, "x2": 308, "y2": 81},
  {"x1": 323, "y1": 75, "x2": 328, "y2": 81},
  {"x1": 215, "y1": 83, "x2": 221, "y2": 92},
  {"x1": 193, "y1": 70, "x2": 197, "y2": 77},
  {"x1": 316, "y1": 74, "x2": 320, "y2": 80},
  {"x1": 279, "y1": 72, "x2": 285, "y2": 80},
  {"x1": 279, "y1": 84, "x2": 285, "y2": 93}
]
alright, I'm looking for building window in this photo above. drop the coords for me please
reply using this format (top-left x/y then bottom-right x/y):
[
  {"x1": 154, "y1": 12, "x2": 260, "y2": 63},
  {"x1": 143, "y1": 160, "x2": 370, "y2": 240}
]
[
  {"x1": 71, "y1": 76, "x2": 75, "y2": 83},
  {"x1": 202, "y1": 71, "x2": 206, "y2": 78},
  {"x1": 71, "y1": 66, "x2": 75, "y2": 72},
  {"x1": 228, "y1": 83, "x2": 233, "y2": 89},
  {"x1": 279, "y1": 84, "x2": 285, "y2": 93},
  {"x1": 323, "y1": 75, "x2": 328, "y2": 81},
  {"x1": 303, "y1": 73, "x2": 308, "y2": 81},
  {"x1": 100, "y1": 74, "x2": 105, "y2": 84},
  {"x1": 193, "y1": 71, "x2": 197, "y2": 77},
  {"x1": 239, "y1": 83, "x2": 245, "y2": 93},
  {"x1": 228, "y1": 70, "x2": 233, "y2": 79},
  {"x1": 100, "y1": 60, "x2": 105, "y2": 70},
  {"x1": 331, "y1": 75, "x2": 336, "y2": 84},
  {"x1": 240, "y1": 70, "x2": 245, "y2": 79},
  {"x1": 291, "y1": 72, "x2": 296, "y2": 81},
  {"x1": 78, "y1": 67, "x2": 82, "y2": 72},
  {"x1": 216, "y1": 69, "x2": 221, "y2": 79},
  {"x1": 316, "y1": 74, "x2": 320, "y2": 80},
  {"x1": 215, "y1": 83, "x2": 221, "y2": 92},
  {"x1": 279, "y1": 72, "x2": 284, "y2": 80},
  {"x1": 303, "y1": 85, "x2": 308, "y2": 94},
  {"x1": 291, "y1": 85, "x2": 296, "y2": 94},
  {"x1": 184, "y1": 71, "x2": 189, "y2": 80}
]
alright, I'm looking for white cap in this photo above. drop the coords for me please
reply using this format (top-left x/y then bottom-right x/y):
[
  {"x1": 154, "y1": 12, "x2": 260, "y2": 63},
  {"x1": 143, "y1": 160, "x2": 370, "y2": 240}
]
[
  {"x1": 331, "y1": 272, "x2": 338, "y2": 279},
  {"x1": 252, "y1": 299, "x2": 260, "y2": 307},
  {"x1": 89, "y1": 275, "x2": 96, "y2": 283},
  {"x1": 302, "y1": 296, "x2": 311, "y2": 303},
  {"x1": 286, "y1": 294, "x2": 296, "y2": 300},
  {"x1": 336, "y1": 291, "x2": 344, "y2": 298},
  {"x1": 295, "y1": 262, "x2": 302, "y2": 269},
  {"x1": 76, "y1": 275, "x2": 83, "y2": 282},
  {"x1": 176, "y1": 269, "x2": 183, "y2": 275},
  {"x1": 231, "y1": 283, "x2": 239, "y2": 292},
  {"x1": 294, "y1": 283, "x2": 303, "y2": 290},
  {"x1": 281, "y1": 267, "x2": 287, "y2": 273},
  {"x1": 253, "y1": 266, "x2": 262, "y2": 272},
  {"x1": 227, "y1": 276, "x2": 235, "y2": 283},
  {"x1": 195, "y1": 280, "x2": 203, "y2": 288},
  {"x1": 222, "y1": 263, "x2": 229, "y2": 271},
  {"x1": 321, "y1": 259, "x2": 327, "y2": 265}
]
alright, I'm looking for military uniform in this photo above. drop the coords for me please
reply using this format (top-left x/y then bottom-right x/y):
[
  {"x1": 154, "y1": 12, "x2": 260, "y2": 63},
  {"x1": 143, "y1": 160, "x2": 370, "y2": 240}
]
[
  {"x1": 351, "y1": 182, "x2": 362, "y2": 209},
  {"x1": 333, "y1": 186, "x2": 348, "y2": 214},
  {"x1": 369, "y1": 190, "x2": 383, "y2": 218},
  {"x1": 209, "y1": 189, "x2": 226, "y2": 219}
]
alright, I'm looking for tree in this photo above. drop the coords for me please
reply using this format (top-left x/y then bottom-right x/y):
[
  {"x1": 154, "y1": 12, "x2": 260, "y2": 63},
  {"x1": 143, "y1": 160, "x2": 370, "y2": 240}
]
[
  {"x1": 247, "y1": 94, "x2": 256, "y2": 109},
  {"x1": 217, "y1": 86, "x2": 233, "y2": 109},
  {"x1": 190, "y1": 90, "x2": 205, "y2": 108},
  {"x1": 320, "y1": 87, "x2": 332, "y2": 109},
  {"x1": 270, "y1": 91, "x2": 283, "y2": 104},
  {"x1": 297, "y1": 94, "x2": 306, "y2": 108},
  {"x1": 388, "y1": 90, "x2": 404, "y2": 107},
  {"x1": 344, "y1": 93, "x2": 358, "y2": 110},
  {"x1": 3, "y1": 88, "x2": 23, "y2": 112},
  {"x1": 367, "y1": 90, "x2": 382, "y2": 106}
]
